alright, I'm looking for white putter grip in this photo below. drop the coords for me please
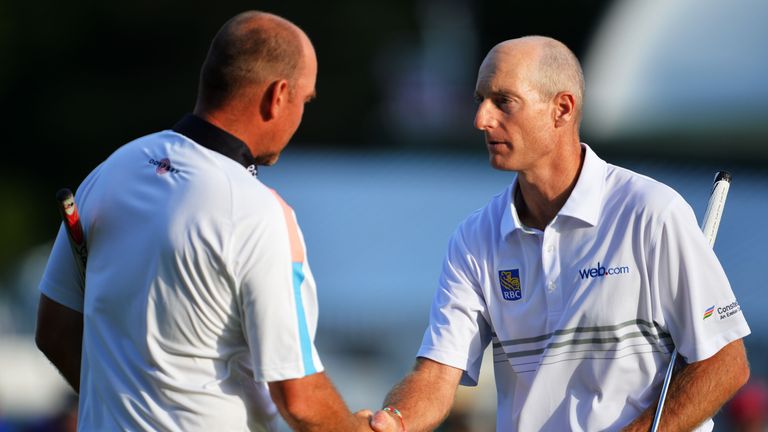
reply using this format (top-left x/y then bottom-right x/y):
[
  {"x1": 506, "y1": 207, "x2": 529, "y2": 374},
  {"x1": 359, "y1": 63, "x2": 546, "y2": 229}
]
[
  {"x1": 650, "y1": 171, "x2": 731, "y2": 432},
  {"x1": 701, "y1": 173, "x2": 731, "y2": 247}
]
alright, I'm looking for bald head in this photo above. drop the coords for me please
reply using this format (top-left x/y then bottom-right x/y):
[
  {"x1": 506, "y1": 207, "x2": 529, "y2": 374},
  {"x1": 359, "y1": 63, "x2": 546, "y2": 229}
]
[
  {"x1": 483, "y1": 36, "x2": 584, "y2": 121},
  {"x1": 196, "y1": 11, "x2": 313, "y2": 111}
]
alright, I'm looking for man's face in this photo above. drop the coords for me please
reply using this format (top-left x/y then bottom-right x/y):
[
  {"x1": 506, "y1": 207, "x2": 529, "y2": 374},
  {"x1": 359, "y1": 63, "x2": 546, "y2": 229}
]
[
  {"x1": 261, "y1": 42, "x2": 317, "y2": 166},
  {"x1": 473, "y1": 45, "x2": 556, "y2": 172}
]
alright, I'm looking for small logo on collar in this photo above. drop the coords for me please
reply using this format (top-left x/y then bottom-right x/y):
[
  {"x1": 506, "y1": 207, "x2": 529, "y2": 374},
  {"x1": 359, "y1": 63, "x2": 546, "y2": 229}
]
[
  {"x1": 499, "y1": 269, "x2": 522, "y2": 301},
  {"x1": 247, "y1": 164, "x2": 258, "y2": 177}
]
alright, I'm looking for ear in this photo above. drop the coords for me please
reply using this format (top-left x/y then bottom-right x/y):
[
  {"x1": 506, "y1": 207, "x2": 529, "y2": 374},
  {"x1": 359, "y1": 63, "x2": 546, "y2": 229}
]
[
  {"x1": 552, "y1": 92, "x2": 576, "y2": 127},
  {"x1": 260, "y1": 79, "x2": 290, "y2": 121}
]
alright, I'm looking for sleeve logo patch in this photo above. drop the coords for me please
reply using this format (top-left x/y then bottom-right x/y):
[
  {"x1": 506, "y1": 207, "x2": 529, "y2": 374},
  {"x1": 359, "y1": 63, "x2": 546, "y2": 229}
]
[
  {"x1": 499, "y1": 269, "x2": 522, "y2": 301},
  {"x1": 704, "y1": 301, "x2": 742, "y2": 320}
]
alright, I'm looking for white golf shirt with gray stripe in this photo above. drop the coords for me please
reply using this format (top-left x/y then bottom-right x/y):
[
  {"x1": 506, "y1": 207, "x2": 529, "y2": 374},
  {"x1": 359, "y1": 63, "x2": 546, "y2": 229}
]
[{"x1": 418, "y1": 144, "x2": 750, "y2": 431}]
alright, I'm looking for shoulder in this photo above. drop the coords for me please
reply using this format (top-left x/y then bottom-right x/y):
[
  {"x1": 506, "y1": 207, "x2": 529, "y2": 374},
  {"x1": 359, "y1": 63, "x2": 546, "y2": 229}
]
[
  {"x1": 603, "y1": 163, "x2": 687, "y2": 217},
  {"x1": 451, "y1": 185, "x2": 511, "y2": 250}
]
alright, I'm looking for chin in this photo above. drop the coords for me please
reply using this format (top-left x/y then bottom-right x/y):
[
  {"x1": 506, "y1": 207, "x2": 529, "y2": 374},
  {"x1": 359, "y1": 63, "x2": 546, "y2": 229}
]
[
  {"x1": 256, "y1": 154, "x2": 280, "y2": 166},
  {"x1": 489, "y1": 155, "x2": 518, "y2": 172}
]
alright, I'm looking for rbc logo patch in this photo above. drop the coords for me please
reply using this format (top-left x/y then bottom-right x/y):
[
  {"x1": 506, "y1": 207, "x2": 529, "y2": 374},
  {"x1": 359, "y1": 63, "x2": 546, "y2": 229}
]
[{"x1": 499, "y1": 269, "x2": 522, "y2": 301}]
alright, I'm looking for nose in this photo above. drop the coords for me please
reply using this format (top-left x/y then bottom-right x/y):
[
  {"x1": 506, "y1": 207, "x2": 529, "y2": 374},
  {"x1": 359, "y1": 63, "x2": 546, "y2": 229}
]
[{"x1": 474, "y1": 101, "x2": 495, "y2": 131}]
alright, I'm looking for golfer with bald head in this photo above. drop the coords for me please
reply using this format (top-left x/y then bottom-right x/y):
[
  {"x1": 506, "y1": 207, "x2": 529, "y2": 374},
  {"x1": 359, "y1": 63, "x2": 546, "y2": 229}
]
[
  {"x1": 36, "y1": 11, "x2": 371, "y2": 431},
  {"x1": 369, "y1": 36, "x2": 750, "y2": 431}
]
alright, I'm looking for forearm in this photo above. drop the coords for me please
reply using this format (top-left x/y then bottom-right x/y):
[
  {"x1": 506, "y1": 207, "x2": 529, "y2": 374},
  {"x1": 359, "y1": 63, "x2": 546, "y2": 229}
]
[
  {"x1": 382, "y1": 358, "x2": 463, "y2": 432},
  {"x1": 623, "y1": 339, "x2": 749, "y2": 432},
  {"x1": 269, "y1": 372, "x2": 367, "y2": 431}
]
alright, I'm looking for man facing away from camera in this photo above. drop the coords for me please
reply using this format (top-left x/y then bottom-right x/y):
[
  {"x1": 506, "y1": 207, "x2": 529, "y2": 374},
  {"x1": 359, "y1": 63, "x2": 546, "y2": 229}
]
[
  {"x1": 36, "y1": 11, "x2": 373, "y2": 432},
  {"x1": 368, "y1": 36, "x2": 751, "y2": 432}
]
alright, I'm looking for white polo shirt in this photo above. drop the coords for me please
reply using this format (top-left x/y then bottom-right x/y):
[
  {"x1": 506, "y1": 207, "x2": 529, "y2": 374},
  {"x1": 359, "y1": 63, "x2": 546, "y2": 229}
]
[
  {"x1": 418, "y1": 144, "x2": 750, "y2": 431},
  {"x1": 39, "y1": 115, "x2": 322, "y2": 431}
]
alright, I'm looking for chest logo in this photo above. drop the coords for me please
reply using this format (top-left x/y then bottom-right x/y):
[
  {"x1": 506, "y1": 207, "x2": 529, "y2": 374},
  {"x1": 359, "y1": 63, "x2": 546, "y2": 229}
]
[{"x1": 499, "y1": 269, "x2": 522, "y2": 301}]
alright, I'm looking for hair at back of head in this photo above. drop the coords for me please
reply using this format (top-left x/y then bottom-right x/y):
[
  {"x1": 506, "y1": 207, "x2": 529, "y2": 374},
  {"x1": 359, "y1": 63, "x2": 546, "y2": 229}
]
[
  {"x1": 197, "y1": 11, "x2": 304, "y2": 111},
  {"x1": 523, "y1": 36, "x2": 585, "y2": 116}
]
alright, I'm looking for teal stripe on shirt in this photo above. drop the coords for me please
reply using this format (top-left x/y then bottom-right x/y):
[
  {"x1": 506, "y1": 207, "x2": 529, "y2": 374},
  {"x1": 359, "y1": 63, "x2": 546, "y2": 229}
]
[{"x1": 292, "y1": 262, "x2": 316, "y2": 375}]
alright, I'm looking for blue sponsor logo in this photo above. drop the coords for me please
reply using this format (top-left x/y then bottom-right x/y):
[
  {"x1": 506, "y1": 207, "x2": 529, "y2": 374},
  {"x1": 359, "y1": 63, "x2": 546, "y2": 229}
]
[
  {"x1": 499, "y1": 269, "x2": 522, "y2": 301},
  {"x1": 578, "y1": 262, "x2": 630, "y2": 280}
]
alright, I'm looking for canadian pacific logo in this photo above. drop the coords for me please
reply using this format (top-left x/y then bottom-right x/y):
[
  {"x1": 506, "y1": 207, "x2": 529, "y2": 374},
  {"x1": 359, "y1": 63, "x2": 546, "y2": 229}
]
[
  {"x1": 499, "y1": 269, "x2": 522, "y2": 301},
  {"x1": 149, "y1": 158, "x2": 180, "y2": 175},
  {"x1": 704, "y1": 301, "x2": 742, "y2": 321}
]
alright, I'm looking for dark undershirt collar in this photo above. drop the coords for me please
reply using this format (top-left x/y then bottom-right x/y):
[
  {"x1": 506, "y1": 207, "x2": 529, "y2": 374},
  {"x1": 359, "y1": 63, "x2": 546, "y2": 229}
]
[{"x1": 172, "y1": 114, "x2": 258, "y2": 177}]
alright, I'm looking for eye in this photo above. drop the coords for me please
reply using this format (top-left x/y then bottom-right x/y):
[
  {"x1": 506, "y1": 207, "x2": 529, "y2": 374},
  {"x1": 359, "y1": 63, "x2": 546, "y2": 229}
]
[
  {"x1": 493, "y1": 96, "x2": 511, "y2": 106},
  {"x1": 473, "y1": 94, "x2": 483, "y2": 104}
]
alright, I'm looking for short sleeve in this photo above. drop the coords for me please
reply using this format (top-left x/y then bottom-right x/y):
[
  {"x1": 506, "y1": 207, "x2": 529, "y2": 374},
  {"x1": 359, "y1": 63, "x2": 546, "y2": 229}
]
[
  {"x1": 417, "y1": 227, "x2": 492, "y2": 386},
  {"x1": 38, "y1": 223, "x2": 85, "y2": 312},
  {"x1": 651, "y1": 196, "x2": 750, "y2": 362},
  {"x1": 232, "y1": 192, "x2": 323, "y2": 382}
]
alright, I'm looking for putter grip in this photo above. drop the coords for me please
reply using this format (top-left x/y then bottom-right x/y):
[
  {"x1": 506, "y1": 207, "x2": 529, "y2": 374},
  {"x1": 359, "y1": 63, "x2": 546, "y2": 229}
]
[{"x1": 57, "y1": 188, "x2": 87, "y2": 287}]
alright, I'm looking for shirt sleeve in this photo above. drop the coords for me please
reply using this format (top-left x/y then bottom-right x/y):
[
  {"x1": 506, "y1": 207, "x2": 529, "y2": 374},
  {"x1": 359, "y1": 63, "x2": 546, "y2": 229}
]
[
  {"x1": 233, "y1": 191, "x2": 323, "y2": 383},
  {"x1": 651, "y1": 196, "x2": 750, "y2": 363},
  {"x1": 417, "y1": 226, "x2": 492, "y2": 386},
  {"x1": 38, "y1": 223, "x2": 86, "y2": 312}
]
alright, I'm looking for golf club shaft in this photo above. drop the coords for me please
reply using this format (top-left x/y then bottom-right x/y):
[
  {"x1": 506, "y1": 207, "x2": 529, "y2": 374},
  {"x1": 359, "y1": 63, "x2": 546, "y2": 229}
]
[{"x1": 650, "y1": 171, "x2": 731, "y2": 432}]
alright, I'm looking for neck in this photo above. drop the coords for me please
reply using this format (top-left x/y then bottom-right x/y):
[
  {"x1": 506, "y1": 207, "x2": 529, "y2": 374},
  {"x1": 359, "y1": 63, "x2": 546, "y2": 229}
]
[
  {"x1": 515, "y1": 141, "x2": 584, "y2": 230},
  {"x1": 194, "y1": 108, "x2": 265, "y2": 157}
]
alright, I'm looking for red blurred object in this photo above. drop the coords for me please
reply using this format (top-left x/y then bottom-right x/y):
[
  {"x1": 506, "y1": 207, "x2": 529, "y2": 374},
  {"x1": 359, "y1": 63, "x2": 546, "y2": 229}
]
[{"x1": 727, "y1": 379, "x2": 768, "y2": 425}]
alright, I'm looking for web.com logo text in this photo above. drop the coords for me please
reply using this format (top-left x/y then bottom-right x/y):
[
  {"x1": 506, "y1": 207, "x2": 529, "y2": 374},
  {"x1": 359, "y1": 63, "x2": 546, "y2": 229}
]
[{"x1": 578, "y1": 262, "x2": 630, "y2": 280}]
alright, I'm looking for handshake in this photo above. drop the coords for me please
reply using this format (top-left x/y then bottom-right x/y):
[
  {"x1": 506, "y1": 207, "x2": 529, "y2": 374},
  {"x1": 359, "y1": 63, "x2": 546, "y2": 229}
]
[{"x1": 353, "y1": 407, "x2": 407, "y2": 432}]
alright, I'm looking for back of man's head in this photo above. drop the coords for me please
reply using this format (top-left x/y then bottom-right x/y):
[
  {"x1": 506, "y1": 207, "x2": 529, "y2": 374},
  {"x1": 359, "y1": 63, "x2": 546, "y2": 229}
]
[{"x1": 196, "y1": 11, "x2": 305, "y2": 112}]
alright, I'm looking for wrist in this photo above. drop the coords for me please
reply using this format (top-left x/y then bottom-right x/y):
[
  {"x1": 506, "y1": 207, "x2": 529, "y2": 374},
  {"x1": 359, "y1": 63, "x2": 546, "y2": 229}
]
[{"x1": 383, "y1": 406, "x2": 407, "y2": 431}]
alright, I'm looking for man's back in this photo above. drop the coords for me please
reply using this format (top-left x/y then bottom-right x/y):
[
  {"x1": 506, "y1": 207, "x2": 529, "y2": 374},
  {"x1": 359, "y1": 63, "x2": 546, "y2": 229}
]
[{"x1": 42, "y1": 129, "x2": 318, "y2": 430}]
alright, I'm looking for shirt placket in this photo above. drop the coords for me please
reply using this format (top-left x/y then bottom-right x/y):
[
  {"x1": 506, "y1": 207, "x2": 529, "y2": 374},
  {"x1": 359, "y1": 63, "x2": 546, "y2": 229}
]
[{"x1": 541, "y1": 225, "x2": 563, "y2": 325}]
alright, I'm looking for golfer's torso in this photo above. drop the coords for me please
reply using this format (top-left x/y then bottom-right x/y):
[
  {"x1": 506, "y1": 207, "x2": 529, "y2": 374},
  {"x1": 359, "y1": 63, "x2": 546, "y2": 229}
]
[
  {"x1": 478, "y1": 161, "x2": 712, "y2": 431},
  {"x1": 484, "y1": 214, "x2": 672, "y2": 431}
]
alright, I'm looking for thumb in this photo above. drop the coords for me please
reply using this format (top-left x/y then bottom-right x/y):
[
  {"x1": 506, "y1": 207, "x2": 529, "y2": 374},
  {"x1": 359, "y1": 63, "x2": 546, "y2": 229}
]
[
  {"x1": 355, "y1": 409, "x2": 374, "y2": 418},
  {"x1": 370, "y1": 410, "x2": 398, "y2": 431}
]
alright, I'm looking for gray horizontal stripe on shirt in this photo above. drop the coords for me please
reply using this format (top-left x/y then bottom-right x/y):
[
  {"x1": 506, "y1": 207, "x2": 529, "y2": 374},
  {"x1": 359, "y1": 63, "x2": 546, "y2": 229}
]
[
  {"x1": 495, "y1": 343, "x2": 674, "y2": 372},
  {"x1": 497, "y1": 329, "x2": 671, "y2": 359},
  {"x1": 491, "y1": 319, "x2": 670, "y2": 348},
  {"x1": 493, "y1": 340, "x2": 675, "y2": 363}
]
